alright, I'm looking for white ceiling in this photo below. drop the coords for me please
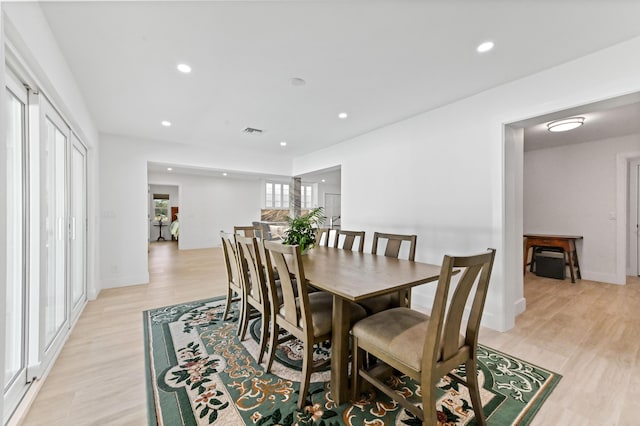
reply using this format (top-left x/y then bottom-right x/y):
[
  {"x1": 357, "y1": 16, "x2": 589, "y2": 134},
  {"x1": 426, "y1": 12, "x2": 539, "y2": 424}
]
[
  {"x1": 34, "y1": 0, "x2": 640, "y2": 163},
  {"x1": 522, "y1": 96, "x2": 640, "y2": 152},
  {"x1": 147, "y1": 161, "x2": 340, "y2": 184}
]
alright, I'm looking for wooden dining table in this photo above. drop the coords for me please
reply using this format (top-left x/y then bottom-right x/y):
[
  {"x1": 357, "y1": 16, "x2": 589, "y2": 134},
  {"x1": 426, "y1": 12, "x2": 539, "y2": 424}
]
[{"x1": 300, "y1": 246, "x2": 443, "y2": 405}]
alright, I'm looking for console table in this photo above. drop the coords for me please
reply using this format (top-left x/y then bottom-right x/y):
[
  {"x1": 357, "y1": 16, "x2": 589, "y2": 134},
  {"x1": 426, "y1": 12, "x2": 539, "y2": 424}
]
[{"x1": 524, "y1": 234, "x2": 582, "y2": 283}]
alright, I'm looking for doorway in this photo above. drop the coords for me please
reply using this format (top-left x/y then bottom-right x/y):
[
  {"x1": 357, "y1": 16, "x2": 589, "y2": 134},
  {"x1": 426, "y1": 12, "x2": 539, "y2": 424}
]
[
  {"x1": 299, "y1": 165, "x2": 341, "y2": 230},
  {"x1": 149, "y1": 185, "x2": 179, "y2": 243},
  {"x1": 506, "y1": 92, "x2": 640, "y2": 320}
]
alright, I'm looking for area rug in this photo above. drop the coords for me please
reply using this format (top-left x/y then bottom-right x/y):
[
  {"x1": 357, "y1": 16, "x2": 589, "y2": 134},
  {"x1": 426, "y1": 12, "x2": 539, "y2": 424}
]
[{"x1": 144, "y1": 297, "x2": 561, "y2": 425}]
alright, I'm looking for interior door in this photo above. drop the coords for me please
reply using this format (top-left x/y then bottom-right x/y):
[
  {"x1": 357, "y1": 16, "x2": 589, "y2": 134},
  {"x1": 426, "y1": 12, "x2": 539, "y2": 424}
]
[
  {"x1": 324, "y1": 193, "x2": 341, "y2": 228},
  {"x1": 3, "y1": 70, "x2": 29, "y2": 420}
]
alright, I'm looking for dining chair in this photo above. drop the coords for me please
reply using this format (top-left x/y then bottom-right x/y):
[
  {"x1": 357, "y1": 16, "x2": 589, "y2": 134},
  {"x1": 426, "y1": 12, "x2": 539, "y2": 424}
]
[
  {"x1": 315, "y1": 227, "x2": 330, "y2": 247},
  {"x1": 234, "y1": 225, "x2": 257, "y2": 237},
  {"x1": 332, "y1": 229, "x2": 365, "y2": 252},
  {"x1": 358, "y1": 232, "x2": 418, "y2": 314},
  {"x1": 262, "y1": 240, "x2": 367, "y2": 408},
  {"x1": 220, "y1": 232, "x2": 243, "y2": 326},
  {"x1": 235, "y1": 235, "x2": 272, "y2": 364},
  {"x1": 351, "y1": 249, "x2": 496, "y2": 425}
]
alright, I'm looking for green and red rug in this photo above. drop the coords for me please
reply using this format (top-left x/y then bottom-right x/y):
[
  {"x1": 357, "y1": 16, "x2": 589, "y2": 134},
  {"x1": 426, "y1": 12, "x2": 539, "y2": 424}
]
[{"x1": 144, "y1": 297, "x2": 560, "y2": 425}]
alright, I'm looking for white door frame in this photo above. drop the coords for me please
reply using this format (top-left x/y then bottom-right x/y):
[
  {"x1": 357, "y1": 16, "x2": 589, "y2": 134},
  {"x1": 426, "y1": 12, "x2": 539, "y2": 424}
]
[
  {"x1": 620, "y1": 154, "x2": 640, "y2": 279},
  {"x1": 3, "y1": 66, "x2": 31, "y2": 423}
]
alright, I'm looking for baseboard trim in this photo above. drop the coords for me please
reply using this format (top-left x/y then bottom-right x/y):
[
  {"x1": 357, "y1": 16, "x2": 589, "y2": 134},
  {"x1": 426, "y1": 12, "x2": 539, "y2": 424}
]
[
  {"x1": 581, "y1": 270, "x2": 624, "y2": 285},
  {"x1": 514, "y1": 297, "x2": 526, "y2": 316},
  {"x1": 100, "y1": 273, "x2": 149, "y2": 289}
]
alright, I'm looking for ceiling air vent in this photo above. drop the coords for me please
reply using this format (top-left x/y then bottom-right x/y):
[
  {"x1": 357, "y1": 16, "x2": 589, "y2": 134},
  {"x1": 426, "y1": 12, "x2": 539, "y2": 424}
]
[{"x1": 242, "y1": 127, "x2": 263, "y2": 134}]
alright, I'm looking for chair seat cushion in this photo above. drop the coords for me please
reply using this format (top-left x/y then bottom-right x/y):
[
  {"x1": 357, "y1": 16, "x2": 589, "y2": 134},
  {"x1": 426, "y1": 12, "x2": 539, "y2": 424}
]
[
  {"x1": 280, "y1": 292, "x2": 367, "y2": 338},
  {"x1": 352, "y1": 307, "x2": 463, "y2": 371}
]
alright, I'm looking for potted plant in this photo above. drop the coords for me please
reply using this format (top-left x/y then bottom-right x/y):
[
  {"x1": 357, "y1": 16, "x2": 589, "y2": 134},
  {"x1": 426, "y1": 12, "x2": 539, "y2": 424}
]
[{"x1": 282, "y1": 207, "x2": 326, "y2": 254}]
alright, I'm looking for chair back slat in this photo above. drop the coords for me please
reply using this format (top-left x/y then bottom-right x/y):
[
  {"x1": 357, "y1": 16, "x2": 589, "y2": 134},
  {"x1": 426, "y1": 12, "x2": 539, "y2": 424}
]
[
  {"x1": 263, "y1": 241, "x2": 311, "y2": 333},
  {"x1": 333, "y1": 230, "x2": 365, "y2": 252},
  {"x1": 221, "y1": 232, "x2": 241, "y2": 285},
  {"x1": 316, "y1": 228, "x2": 330, "y2": 247},
  {"x1": 236, "y1": 236, "x2": 267, "y2": 304},
  {"x1": 372, "y1": 232, "x2": 417, "y2": 260},
  {"x1": 423, "y1": 249, "x2": 496, "y2": 367}
]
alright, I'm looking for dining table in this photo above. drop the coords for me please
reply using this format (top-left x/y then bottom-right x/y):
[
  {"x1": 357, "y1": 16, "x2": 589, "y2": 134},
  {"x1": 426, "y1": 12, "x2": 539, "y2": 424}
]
[{"x1": 300, "y1": 246, "x2": 443, "y2": 405}]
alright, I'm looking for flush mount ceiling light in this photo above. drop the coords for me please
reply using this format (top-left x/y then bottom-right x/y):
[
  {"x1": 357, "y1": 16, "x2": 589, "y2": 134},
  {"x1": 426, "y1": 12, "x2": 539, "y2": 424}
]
[
  {"x1": 280, "y1": 141, "x2": 287, "y2": 146},
  {"x1": 177, "y1": 63, "x2": 192, "y2": 73},
  {"x1": 477, "y1": 41, "x2": 494, "y2": 53},
  {"x1": 167, "y1": 167, "x2": 173, "y2": 171},
  {"x1": 222, "y1": 172, "x2": 228, "y2": 176},
  {"x1": 338, "y1": 112, "x2": 348, "y2": 119},
  {"x1": 547, "y1": 117, "x2": 585, "y2": 132},
  {"x1": 161, "y1": 120, "x2": 172, "y2": 127}
]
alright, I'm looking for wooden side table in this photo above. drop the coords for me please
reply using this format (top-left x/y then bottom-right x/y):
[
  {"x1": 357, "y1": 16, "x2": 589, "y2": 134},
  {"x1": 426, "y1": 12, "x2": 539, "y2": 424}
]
[{"x1": 523, "y1": 234, "x2": 582, "y2": 283}]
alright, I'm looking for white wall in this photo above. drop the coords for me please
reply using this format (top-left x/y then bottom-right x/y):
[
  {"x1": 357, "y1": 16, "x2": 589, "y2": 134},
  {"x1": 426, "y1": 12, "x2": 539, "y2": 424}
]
[
  {"x1": 293, "y1": 36, "x2": 640, "y2": 331},
  {"x1": 100, "y1": 133, "x2": 289, "y2": 289},
  {"x1": 315, "y1": 182, "x2": 341, "y2": 206},
  {"x1": 148, "y1": 172, "x2": 262, "y2": 249},
  {"x1": 524, "y1": 134, "x2": 640, "y2": 283}
]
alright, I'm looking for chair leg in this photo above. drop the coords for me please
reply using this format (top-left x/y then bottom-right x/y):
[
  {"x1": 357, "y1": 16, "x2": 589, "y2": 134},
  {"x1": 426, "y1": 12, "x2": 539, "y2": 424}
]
[
  {"x1": 236, "y1": 293, "x2": 247, "y2": 337},
  {"x1": 238, "y1": 301, "x2": 250, "y2": 341},
  {"x1": 265, "y1": 322, "x2": 279, "y2": 372},
  {"x1": 351, "y1": 341, "x2": 364, "y2": 401},
  {"x1": 298, "y1": 341, "x2": 314, "y2": 409},
  {"x1": 465, "y1": 359, "x2": 486, "y2": 426},
  {"x1": 222, "y1": 287, "x2": 233, "y2": 320},
  {"x1": 257, "y1": 310, "x2": 269, "y2": 364},
  {"x1": 421, "y1": 375, "x2": 437, "y2": 426}
]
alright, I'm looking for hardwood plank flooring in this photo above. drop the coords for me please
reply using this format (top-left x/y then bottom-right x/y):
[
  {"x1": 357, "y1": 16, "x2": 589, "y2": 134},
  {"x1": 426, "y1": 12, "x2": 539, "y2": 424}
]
[
  {"x1": 19, "y1": 242, "x2": 227, "y2": 426},
  {"x1": 17, "y1": 242, "x2": 640, "y2": 425}
]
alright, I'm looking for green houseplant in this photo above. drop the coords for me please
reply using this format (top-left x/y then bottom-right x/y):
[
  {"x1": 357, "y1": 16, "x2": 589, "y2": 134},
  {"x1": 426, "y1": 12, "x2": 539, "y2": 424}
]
[{"x1": 282, "y1": 207, "x2": 326, "y2": 254}]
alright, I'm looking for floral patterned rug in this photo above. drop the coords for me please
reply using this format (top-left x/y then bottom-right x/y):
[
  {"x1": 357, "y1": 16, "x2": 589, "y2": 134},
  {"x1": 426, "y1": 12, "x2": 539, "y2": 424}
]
[{"x1": 144, "y1": 297, "x2": 561, "y2": 425}]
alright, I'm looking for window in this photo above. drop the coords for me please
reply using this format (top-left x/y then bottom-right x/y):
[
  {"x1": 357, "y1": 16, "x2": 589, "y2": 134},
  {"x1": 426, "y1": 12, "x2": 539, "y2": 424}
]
[
  {"x1": 301, "y1": 185, "x2": 313, "y2": 209},
  {"x1": 265, "y1": 182, "x2": 289, "y2": 208},
  {"x1": 153, "y1": 194, "x2": 169, "y2": 221}
]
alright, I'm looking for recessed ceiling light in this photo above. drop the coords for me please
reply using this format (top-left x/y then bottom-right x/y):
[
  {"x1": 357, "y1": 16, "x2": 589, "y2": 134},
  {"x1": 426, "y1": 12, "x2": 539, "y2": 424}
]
[
  {"x1": 477, "y1": 41, "x2": 495, "y2": 53},
  {"x1": 547, "y1": 117, "x2": 585, "y2": 132},
  {"x1": 321, "y1": 179, "x2": 326, "y2": 183},
  {"x1": 338, "y1": 112, "x2": 348, "y2": 119},
  {"x1": 222, "y1": 172, "x2": 228, "y2": 176},
  {"x1": 177, "y1": 63, "x2": 192, "y2": 73},
  {"x1": 290, "y1": 77, "x2": 306, "y2": 86},
  {"x1": 280, "y1": 141, "x2": 287, "y2": 147},
  {"x1": 161, "y1": 120, "x2": 172, "y2": 127},
  {"x1": 167, "y1": 167, "x2": 173, "y2": 171}
]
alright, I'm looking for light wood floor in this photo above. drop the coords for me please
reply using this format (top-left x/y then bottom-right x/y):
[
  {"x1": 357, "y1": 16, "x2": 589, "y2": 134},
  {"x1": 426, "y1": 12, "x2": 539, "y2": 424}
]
[{"x1": 18, "y1": 242, "x2": 640, "y2": 425}]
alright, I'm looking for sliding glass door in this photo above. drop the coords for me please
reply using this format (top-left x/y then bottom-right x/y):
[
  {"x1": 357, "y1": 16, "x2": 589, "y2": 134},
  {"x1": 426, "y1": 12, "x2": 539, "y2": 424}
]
[
  {"x1": 3, "y1": 62, "x2": 89, "y2": 424},
  {"x1": 69, "y1": 134, "x2": 87, "y2": 321},
  {"x1": 4, "y1": 71, "x2": 29, "y2": 420},
  {"x1": 42, "y1": 103, "x2": 68, "y2": 351}
]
